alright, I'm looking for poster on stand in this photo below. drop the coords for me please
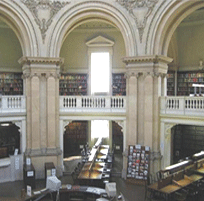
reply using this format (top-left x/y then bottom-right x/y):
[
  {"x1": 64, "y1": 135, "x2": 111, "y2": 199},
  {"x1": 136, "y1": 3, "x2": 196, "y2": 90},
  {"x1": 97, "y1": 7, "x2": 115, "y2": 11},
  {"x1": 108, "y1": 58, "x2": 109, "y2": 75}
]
[{"x1": 127, "y1": 145, "x2": 150, "y2": 183}]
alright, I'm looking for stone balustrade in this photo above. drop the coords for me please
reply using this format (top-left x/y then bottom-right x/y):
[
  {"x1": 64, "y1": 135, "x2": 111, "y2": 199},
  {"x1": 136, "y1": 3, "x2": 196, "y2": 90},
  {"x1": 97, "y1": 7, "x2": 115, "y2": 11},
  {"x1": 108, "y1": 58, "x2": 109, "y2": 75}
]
[
  {"x1": 160, "y1": 96, "x2": 204, "y2": 116},
  {"x1": 59, "y1": 96, "x2": 126, "y2": 113},
  {"x1": 0, "y1": 96, "x2": 26, "y2": 114},
  {"x1": 1, "y1": 95, "x2": 204, "y2": 117}
]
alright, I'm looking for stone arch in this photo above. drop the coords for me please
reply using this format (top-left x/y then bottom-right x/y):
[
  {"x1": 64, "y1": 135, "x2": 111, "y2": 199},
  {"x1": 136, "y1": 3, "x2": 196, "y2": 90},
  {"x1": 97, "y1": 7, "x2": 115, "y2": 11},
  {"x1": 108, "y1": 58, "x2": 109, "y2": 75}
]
[
  {"x1": 0, "y1": 1, "x2": 38, "y2": 56},
  {"x1": 49, "y1": 1, "x2": 137, "y2": 57},
  {"x1": 147, "y1": 0, "x2": 204, "y2": 56}
]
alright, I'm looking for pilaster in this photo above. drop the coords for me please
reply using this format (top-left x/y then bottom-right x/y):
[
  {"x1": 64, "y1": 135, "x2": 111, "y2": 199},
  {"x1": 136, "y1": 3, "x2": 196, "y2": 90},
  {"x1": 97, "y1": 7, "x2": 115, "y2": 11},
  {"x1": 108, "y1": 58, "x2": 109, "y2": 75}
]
[
  {"x1": 19, "y1": 56, "x2": 64, "y2": 178},
  {"x1": 123, "y1": 55, "x2": 173, "y2": 174}
]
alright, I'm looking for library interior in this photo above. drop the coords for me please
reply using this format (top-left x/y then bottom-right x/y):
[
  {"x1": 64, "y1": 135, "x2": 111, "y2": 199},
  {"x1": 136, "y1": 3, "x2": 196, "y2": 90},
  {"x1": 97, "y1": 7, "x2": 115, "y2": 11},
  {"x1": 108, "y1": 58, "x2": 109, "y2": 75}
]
[{"x1": 1, "y1": 0, "x2": 204, "y2": 201}]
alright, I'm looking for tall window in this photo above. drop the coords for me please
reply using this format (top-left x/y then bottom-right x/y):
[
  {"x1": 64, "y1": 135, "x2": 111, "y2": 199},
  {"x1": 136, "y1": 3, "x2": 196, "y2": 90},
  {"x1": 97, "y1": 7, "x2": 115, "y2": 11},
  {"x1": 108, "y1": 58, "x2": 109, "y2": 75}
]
[
  {"x1": 91, "y1": 52, "x2": 110, "y2": 95},
  {"x1": 91, "y1": 120, "x2": 109, "y2": 139}
]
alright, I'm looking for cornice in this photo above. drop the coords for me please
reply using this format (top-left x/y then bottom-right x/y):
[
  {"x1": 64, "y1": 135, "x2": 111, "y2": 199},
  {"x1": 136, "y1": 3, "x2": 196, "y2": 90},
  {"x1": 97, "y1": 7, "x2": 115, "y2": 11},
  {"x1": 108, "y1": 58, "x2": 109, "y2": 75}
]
[
  {"x1": 123, "y1": 55, "x2": 173, "y2": 65},
  {"x1": 18, "y1": 56, "x2": 64, "y2": 66}
]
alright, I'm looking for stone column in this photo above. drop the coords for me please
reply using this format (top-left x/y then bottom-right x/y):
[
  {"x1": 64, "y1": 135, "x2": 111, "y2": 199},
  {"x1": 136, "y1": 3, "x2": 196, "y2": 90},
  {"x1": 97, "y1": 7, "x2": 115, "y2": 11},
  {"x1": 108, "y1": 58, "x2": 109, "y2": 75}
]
[
  {"x1": 19, "y1": 57, "x2": 64, "y2": 179},
  {"x1": 123, "y1": 55, "x2": 173, "y2": 176}
]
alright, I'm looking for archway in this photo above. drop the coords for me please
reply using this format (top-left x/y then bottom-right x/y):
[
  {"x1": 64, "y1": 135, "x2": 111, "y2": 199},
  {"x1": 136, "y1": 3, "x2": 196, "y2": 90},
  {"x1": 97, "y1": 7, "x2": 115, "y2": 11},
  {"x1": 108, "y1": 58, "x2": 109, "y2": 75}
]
[
  {"x1": 49, "y1": 1, "x2": 137, "y2": 57},
  {"x1": 150, "y1": 1, "x2": 204, "y2": 56}
]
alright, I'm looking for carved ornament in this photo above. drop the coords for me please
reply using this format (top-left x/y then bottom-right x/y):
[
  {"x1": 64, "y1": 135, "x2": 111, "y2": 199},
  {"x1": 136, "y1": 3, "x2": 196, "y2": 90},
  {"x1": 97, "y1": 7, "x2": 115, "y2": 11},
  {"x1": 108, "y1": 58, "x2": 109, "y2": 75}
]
[
  {"x1": 21, "y1": 0, "x2": 70, "y2": 42},
  {"x1": 116, "y1": 0, "x2": 158, "y2": 42},
  {"x1": 165, "y1": 123, "x2": 176, "y2": 141}
]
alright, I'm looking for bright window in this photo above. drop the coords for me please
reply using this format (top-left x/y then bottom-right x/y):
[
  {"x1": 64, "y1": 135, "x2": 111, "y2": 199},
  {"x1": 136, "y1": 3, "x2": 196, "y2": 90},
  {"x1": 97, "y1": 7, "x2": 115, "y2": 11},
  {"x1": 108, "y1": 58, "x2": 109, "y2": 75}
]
[
  {"x1": 91, "y1": 120, "x2": 109, "y2": 139},
  {"x1": 91, "y1": 52, "x2": 110, "y2": 95}
]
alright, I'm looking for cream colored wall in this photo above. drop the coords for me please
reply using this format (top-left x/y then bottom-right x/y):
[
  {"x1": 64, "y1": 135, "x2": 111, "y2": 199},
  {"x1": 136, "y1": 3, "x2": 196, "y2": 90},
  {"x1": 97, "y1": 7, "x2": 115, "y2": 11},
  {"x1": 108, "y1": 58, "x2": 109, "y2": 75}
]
[
  {"x1": 0, "y1": 28, "x2": 22, "y2": 72},
  {"x1": 177, "y1": 24, "x2": 204, "y2": 69},
  {"x1": 60, "y1": 29, "x2": 126, "y2": 71}
]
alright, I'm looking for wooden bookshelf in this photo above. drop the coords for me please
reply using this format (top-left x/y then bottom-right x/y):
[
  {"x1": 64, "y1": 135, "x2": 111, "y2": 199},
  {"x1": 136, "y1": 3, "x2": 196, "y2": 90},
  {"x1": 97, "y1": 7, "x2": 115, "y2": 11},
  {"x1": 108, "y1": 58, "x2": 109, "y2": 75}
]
[
  {"x1": 112, "y1": 73, "x2": 126, "y2": 96},
  {"x1": 167, "y1": 71, "x2": 175, "y2": 96},
  {"x1": 0, "y1": 72, "x2": 23, "y2": 95},
  {"x1": 177, "y1": 71, "x2": 204, "y2": 96},
  {"x1": 63, "y1": 121, "x2": 88, "y2": 157},
  {"x1": 59, "y1": 73, "x2": 88, "y2": 96}
]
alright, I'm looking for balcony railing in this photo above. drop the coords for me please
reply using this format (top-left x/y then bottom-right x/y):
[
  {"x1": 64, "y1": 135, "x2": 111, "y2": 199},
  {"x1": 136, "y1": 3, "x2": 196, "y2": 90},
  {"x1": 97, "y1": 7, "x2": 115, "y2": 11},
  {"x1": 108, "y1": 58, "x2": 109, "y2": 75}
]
[
  {"x1": 59, "y1": 96, "x2": 126, "y2": 114},
  {"x1": 0, "y1": 96, "x2": 26, "y2": 114},
  {"x1": 160, "y1": 96, "x2": 204, "y2": 116}
]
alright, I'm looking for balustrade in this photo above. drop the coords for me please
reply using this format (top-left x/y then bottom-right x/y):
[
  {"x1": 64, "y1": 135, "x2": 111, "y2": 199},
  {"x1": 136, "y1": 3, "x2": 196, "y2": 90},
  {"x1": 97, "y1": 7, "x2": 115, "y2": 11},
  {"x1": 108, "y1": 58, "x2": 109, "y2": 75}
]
[
  {"x1": 160, "y1": 96, "x2": 204, "y2": 116},
  {"x1": 0, "y1": 96, "x2": 26, "y2": 114},
  {"x1": 59, "y1": 96, "x2": 126, "y2": 113}
]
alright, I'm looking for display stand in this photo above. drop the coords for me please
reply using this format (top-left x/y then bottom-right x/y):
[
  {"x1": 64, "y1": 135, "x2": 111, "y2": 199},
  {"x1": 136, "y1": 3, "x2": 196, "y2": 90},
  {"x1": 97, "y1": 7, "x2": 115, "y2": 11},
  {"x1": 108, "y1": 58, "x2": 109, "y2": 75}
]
[
  {"x1": 126, "y1": 145, "x2": 150, "y2": 185},
  {"x1": 23, "y1": 164, "x2": 36, "y2": 190},
  {"x1": 45, "y1": 162, "x2": 56, "y2": 179}
]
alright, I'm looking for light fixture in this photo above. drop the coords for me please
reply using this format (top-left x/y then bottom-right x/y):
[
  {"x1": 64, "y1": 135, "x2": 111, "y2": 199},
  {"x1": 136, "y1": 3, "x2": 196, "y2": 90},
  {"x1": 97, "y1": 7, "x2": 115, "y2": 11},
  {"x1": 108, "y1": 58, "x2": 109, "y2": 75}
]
[{"x1": 1, "y1": 123, "x2": 10, "y2": 126}]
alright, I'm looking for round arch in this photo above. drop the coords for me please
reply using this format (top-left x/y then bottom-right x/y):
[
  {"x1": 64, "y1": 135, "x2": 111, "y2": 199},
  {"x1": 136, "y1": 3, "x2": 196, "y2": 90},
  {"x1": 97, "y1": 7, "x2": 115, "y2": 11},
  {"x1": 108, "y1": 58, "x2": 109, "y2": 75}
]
[
  {"x1": 148, "y1": 0, "x2": 204, "y2": 56},
  {"x1": 0, "y1": 1, "x2": 38, "y2": 56},
  {"x1": 49, "y1": 1, "x2": 137, "y2": 57}
]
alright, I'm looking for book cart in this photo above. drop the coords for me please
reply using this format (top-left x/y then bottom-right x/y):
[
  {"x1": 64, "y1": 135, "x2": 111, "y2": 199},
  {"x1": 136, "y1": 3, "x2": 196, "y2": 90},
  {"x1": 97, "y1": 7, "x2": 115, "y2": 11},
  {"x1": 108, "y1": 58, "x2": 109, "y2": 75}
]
[{"x1": 126, "y1": 145, "x2": 150, "y2": 185}]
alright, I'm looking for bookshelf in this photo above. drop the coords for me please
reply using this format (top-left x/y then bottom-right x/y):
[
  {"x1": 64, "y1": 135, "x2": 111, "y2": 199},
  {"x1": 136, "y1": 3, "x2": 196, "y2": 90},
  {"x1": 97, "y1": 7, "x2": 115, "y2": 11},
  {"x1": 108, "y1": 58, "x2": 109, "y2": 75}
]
[
  {"x1": 0, "y1": 123, "x2": 20, "y2": 158},
  {"x1": 167, "y1": 72, "x2": 175, "y2": 96},
  {"x1": 63, "y1": 121, "x2": 88, "y2": 157},
  {"x1": 112, "y1": 73, "x2": 126, "y2": 96},
  {"x1": 59, "y1": 73, "x2": 88, "y2": 96},
  {"x1": 112, "y1": 121, "x2": 123, "y2": 153},
  {"x1": 177, "y1": 71, "x2": 204, "y2": 96},
  {"x1": 0, "y1": 73, "x2": 23, "y2": 95},
  {"x1": 173, "y1": 125, "x2": 204, "y2": 163}
]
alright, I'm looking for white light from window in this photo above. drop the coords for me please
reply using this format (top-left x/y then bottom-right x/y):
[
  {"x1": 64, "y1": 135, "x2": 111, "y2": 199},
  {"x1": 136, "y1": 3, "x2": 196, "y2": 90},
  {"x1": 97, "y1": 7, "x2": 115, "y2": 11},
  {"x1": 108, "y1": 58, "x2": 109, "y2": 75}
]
[
  {"x1": 91, "y1": 120, "x2": 109, "y2": 139},
  {"x1": 91, "y1": 52, "x2": 110, "y2": 95}
]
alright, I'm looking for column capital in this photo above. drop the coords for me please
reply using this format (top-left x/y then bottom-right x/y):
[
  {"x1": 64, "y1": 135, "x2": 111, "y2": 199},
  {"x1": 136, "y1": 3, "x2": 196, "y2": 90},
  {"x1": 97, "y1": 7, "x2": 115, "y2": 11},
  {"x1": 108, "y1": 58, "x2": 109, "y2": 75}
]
[
  {"x1": 123, "y1": 55, "x2": 173, "y2": 65},
  {"x1": 125, "y1": 71, "x2": 140, "y2": 79},
  {"x1": 18, "y1": 56, "x2": 64, "y2": 66},
  {"x1": 123, "y1": 55, "x2": 173, "y2": 75}
]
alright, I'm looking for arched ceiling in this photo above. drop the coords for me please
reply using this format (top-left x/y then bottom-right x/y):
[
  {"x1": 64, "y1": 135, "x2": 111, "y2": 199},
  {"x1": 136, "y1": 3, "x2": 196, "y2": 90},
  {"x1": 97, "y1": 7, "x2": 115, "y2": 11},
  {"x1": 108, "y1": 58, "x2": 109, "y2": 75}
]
[{"x1": 168, "y1": 8, "x2": 204, "y2": 71}]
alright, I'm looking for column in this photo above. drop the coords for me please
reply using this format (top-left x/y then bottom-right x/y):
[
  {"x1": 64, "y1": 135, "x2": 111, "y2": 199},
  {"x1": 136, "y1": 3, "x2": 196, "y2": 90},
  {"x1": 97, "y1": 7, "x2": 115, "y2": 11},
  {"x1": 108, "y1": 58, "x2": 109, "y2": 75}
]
[
  {"x1": 19, "y1": 57, "x2": 64, "y2": 179},
  {"x1": 125, "y1": 72, "x2": 138, "y2": 147},
  {"x1": 123, "y1": 55, "x2": 173, "y2": 175}
]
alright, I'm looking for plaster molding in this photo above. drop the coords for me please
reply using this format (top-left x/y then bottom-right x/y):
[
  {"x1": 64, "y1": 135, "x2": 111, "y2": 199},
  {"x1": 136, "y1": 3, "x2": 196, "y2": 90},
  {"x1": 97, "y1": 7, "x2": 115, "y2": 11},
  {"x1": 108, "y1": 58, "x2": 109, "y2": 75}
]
[
  {"x1": 21, "y1": 0, "x2": 70, "y2": 43},
  {"x1": 63, "y1": 120, "x2": 71, "y2": 129},
  {"x1": 123, "y1": 55, "x2": 173, "y2": 65},
  {"x1": 22, "y1": 72, "x2": 31, "y2": 79},
  {"x1": 115, "y1": 120, "x2": 124, "y2": 132},
  {"x1": 30, "y1": 72, "x2": 41, "y2": 79},
  {"x1": 19, "y1": 56, "x2": 64, "y2": 66},
  {"x1": 164, "y1": 123, "x2": 176, "y2": 141},
  {"x1": 13, "y1": 121, "x2": 22, "y2": 134},
  {"x1": 116, "y1": 0, "x2": 158, "y2": 43},
  {"x1": 145, "y1": 0, "x2": 166, "y2": 54},
  {"x1": 125, "y1": 71, "x2": 140, "y2": 79}
]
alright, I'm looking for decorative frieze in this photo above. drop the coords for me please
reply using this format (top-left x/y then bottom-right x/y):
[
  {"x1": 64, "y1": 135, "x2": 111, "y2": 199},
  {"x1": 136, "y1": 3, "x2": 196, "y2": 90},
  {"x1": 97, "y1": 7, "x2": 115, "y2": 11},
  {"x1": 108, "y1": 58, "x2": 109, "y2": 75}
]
[
  {"x1": 21, "y1": 0, "x2": 70, "y2": 42},
  {"x1": 116, "y1": 0, "x2": 159, "y2": 42}
]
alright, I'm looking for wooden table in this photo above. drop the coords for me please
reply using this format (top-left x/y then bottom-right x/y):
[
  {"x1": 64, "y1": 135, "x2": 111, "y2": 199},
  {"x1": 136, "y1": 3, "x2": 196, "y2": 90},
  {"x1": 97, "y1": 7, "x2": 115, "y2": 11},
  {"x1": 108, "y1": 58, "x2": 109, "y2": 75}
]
[{"x1": 147, "y1": 174, "x2": 203, "y2": 201}]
